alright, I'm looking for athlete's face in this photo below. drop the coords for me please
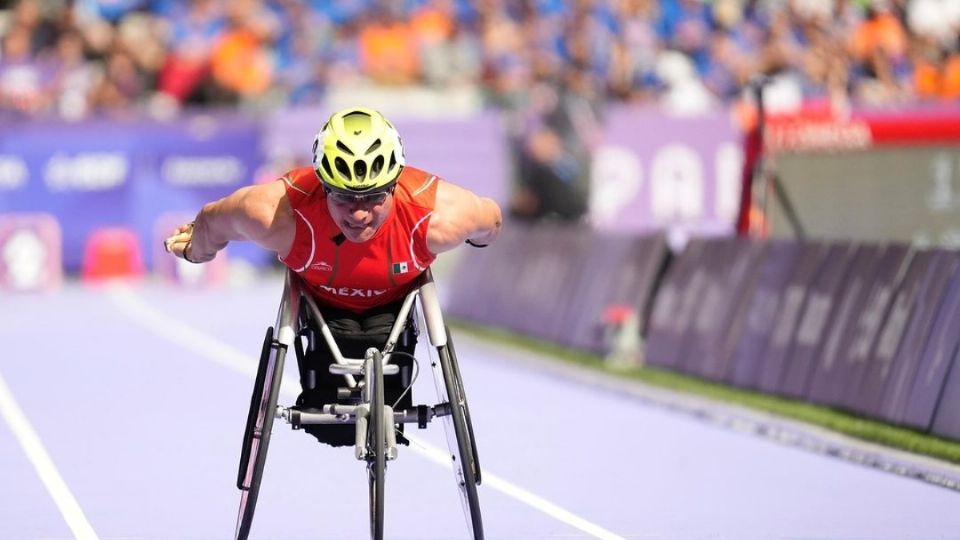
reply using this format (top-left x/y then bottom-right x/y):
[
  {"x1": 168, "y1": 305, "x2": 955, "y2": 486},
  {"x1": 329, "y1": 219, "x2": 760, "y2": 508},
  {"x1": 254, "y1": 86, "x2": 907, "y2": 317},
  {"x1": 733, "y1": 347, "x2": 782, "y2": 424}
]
[{"x1": 326, "y1": 189, "x2": 395, "y2": 243}]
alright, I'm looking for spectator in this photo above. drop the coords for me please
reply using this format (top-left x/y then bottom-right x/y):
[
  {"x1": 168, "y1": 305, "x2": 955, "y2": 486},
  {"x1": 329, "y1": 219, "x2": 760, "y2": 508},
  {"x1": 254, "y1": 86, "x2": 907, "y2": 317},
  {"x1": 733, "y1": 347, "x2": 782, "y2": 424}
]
[
  {"x1": 358, "y1": 1, "x2": 419, "y2": 85},
  {"x1": 0, "y1": 0, "x2": 958, "y2": 121},
  {"x1": 155, "y1": 0, "x2": 224, "y2": 104},
  {"x1": 0, "y1": 23, "x2": 54, "y2": 115},
  {"x1": 209, "y1": 0, "x2": 279, "y2": 102}
]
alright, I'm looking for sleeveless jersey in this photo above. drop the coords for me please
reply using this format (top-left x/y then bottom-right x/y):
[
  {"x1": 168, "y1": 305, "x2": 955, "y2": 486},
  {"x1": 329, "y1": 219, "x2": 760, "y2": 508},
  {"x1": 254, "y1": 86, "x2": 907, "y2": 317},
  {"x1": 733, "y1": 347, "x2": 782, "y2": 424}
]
[{"x1": 279, "y1": 166, "x2": 439, "y2": 313}]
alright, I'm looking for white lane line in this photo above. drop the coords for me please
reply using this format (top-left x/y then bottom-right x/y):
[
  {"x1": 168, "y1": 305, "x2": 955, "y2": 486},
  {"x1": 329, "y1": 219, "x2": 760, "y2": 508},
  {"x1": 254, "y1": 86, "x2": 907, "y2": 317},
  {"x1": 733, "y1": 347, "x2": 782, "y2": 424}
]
[
  {"x1": 108, "y1": 285, "x2": 627, "y2": 540},
  {"x1": 0, "y1": 370, "x2": 99, "y2": 540},
  {"x1": 404, "y1": 436, "x2": 628, "y2": 540}
]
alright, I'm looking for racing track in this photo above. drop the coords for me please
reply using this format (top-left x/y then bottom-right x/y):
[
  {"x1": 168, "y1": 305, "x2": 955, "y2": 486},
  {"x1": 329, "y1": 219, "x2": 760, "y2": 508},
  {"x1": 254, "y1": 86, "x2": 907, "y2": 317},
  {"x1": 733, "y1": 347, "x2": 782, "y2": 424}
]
[{"x1": 2, "y1": 276, "x2": 959, "y2": 539}]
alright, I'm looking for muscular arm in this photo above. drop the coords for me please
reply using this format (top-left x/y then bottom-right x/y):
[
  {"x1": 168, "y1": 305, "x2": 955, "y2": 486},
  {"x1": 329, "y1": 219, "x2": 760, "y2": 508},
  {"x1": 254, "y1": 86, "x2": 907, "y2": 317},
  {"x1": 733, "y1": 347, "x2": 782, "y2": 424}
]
[
  {"x1": 164, "y1": 180, "x2": 295, "y2": 263},
  {"x1": 427, "y1": 180, "x2": 503, "y2": 254}
]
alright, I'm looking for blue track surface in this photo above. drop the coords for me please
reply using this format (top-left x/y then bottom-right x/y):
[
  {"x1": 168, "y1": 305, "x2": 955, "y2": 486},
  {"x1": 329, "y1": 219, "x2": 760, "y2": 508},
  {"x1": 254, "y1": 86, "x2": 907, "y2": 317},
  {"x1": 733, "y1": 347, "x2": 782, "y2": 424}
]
[{"x1": 2, "y1": 277, "x2": 959, "y2": 539}]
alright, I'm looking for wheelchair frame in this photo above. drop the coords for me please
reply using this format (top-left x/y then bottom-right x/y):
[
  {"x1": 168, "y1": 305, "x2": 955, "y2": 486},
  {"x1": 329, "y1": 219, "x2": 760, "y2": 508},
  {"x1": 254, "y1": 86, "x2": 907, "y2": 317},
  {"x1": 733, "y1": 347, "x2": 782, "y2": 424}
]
[{"x1": 234, "y1": 268, "x2": 483, "y2": 540}]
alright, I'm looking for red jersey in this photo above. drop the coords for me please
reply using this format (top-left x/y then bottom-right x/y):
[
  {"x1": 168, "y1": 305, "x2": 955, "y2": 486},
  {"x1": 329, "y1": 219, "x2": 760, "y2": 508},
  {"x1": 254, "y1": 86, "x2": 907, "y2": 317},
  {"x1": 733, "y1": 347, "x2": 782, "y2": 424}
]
[{"x1": 279, "y1": 166, "x2": 439, "y2": 312}]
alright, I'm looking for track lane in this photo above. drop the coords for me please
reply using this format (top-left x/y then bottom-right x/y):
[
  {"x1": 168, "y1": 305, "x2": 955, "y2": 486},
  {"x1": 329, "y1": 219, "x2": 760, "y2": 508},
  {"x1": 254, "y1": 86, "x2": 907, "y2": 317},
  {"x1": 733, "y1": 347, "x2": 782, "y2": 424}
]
[{"x1": 3, "y1": 280, "x2": 959, "y2": 539}]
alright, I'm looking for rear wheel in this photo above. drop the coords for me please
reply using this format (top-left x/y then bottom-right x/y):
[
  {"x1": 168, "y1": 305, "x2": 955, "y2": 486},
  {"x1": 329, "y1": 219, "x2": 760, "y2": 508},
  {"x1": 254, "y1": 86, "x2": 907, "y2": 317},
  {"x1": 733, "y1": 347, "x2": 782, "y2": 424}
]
[
  {"x1": 235, "y1": 327, "x2": 287, "y2": 540},
  {"x1": 368, "y1": 352, "x2": 386, "y2": 540},
  {"x1": 437, "y1": 328, "x2": 483, "y2": 539}
]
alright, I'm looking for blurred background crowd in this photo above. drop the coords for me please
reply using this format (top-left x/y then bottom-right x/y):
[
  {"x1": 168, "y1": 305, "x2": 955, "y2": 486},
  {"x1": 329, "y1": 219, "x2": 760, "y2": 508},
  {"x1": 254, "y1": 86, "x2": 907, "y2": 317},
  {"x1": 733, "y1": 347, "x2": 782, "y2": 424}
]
[
  {"x1": 1, "y1": 0, "x2": 959, "y2": 222},
  {"x1": 3, "y1": 0, "x2": 959, "y2": 119}
]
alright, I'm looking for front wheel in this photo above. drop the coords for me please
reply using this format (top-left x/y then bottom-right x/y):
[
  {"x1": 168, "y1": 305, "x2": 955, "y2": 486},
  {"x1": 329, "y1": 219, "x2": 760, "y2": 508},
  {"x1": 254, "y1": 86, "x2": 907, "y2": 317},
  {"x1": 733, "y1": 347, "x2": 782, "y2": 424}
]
[
  {"x1": 437, "y1": 330, "x2": 483, "y2": 539},
  {"x1": 235, "y1": 327, "x2": 287, "y2": 540},
  {"x1": 367, "y1": 352, "x2": 386, "y2": 540}
]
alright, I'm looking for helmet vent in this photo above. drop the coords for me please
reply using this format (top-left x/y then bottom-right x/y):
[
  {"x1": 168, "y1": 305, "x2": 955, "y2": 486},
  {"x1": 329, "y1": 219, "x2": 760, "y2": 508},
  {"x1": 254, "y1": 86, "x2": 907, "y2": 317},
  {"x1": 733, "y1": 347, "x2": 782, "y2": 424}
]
[
  {"x1": 336, "y1": 140, "x2": 355, "y2": 156},
  {"x1": 388, "y1": 152, "x2": 397, "y2": 173},
  {"x1": 354, "y1": 160, "x2": 367, "y2": 182},
  {"x1": 370, "y1": 155, "x2": 384, "y2": 178},
  {"x1": 334, "y1": 157, "x2": 351, "y2": 180},
  {"x1": 365, "y1": 139, "x2": 382, "y2": 155},
  {"x1": 320, "y1": 155, "x2": 334, "y2": 179}
]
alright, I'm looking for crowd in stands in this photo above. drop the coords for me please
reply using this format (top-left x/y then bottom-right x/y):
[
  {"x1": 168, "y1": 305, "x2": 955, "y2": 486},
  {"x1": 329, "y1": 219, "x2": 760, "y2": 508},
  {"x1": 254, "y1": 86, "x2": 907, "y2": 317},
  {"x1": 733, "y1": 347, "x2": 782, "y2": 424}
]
[
  {"x1": 1, "y1": 0, "x2": 958, "y2": 221},
  {"x1": 1, "y1": 0, "x2": 958, "y2": 121}
]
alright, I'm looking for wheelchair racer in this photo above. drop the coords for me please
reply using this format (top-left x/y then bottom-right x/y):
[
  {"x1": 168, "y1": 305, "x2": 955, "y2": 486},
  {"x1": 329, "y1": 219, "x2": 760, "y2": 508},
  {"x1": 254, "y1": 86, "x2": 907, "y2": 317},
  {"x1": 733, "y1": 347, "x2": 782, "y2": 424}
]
[{"x1": 164, "y1": 107, "x2": 502, "y2": 445}]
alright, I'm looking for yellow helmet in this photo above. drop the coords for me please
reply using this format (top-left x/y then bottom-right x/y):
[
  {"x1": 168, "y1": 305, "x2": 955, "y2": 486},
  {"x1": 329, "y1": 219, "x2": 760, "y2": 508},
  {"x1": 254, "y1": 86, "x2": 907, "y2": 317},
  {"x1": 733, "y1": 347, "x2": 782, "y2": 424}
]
[{"x1": 312, "y1": 107, "x2": 405, "y2": 193}]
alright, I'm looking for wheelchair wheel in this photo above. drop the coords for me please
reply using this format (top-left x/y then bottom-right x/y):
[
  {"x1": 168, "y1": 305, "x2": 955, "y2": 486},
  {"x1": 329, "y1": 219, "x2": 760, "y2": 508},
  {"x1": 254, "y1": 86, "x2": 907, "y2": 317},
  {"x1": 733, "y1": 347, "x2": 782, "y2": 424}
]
[
  {"x1": 444, "y1": 326, "x2": 481, "y2": 486},
  {"x1": 437, "y1": 327, "x2": 483, "y2": 539},
  {"x1": 368, "y1": 351, "x2": 386, "y2": 540},
  {"x1": 235, "y1": 327, "x2": 288, "y2": 540}
]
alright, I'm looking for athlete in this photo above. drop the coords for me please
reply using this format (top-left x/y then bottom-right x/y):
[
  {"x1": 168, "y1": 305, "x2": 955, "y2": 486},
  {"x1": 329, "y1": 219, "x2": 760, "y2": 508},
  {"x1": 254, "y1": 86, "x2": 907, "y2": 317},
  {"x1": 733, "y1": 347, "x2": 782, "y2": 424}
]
[{"x1": 164, "y1": 107, "x2": 502, "y2": 445}]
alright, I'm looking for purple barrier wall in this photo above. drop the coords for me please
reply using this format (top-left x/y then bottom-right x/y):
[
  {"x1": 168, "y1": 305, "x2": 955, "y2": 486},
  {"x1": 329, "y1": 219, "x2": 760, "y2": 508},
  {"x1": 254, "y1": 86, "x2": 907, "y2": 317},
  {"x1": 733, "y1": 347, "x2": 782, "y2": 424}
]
[
  {"x1": 805, "y1": 245, "x2": 886, "y2": 407},
  {"x1": 726, "y1": 241, "x2": 805, "y2": 389},
  {"x1": 556, "y1": 232, "x2": 666, "y2": 353},
  {"x1": 709, "y1": 241, "x2": 770, "y2": 382},
  {"x1": 931, "y1": 346, "x2": 960, "y2": 440},
  {"x1": 839, "y1": 245, "x2": 914, "y2": 414},
  {"x1": 444, "y1": 232, "x2": 506, "y2": 323},
  {"x1": 674, "y1": 239, "x2": 738, "y2": 375},
  {"x1": 445, "y1": 224, "x2": 541, "y2": 327},
  {"x1": 506, "y1": 226, "x2": 594, "y2": 341},
  {"x1": 755, "y1": 243, "x2": 829, "y2": 394},
  {"x1": 855, "y1": 250, "x2": 934, "y2": 417},
  {"x1": 880, "y1": 251, "x2": 960, "y2": 424},
  {"x1": 445, "y1": 225, "x2": 668, "y2": 357},
  {"x1": 902, "y1": 262, "x2": 960, "y2": 429},
  {"x1": 645, "y1": 239, "x2": 708, "y2": 370},
  {"x1": 681, "y1": 239, "x2": 768, "y2": 380},
  {"x1": 778, "y1": 243, "x2": 859, "y2": 399}
]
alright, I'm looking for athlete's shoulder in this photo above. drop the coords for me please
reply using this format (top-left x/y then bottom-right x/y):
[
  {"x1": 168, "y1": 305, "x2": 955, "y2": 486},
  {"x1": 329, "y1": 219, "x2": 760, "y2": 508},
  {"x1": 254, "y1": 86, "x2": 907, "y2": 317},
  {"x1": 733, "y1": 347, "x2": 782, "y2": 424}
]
[
  {"x1": 397, "y1": 166, "x2": 440, "y2": 202},
  {"x1": 280, "y1": 166, "x2": 323, "y2": 197}
]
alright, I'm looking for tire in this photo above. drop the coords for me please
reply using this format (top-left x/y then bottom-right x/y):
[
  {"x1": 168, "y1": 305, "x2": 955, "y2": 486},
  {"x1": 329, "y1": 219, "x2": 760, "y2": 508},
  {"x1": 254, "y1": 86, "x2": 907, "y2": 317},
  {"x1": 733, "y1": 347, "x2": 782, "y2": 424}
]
[
  {"x1": 438, "y1": 337, "x2": 483, "y2": 539},
  {"x1": 444, "y1": 327, "x2": 481, "y2": 485},
  {"x1": 368, "y1": 352, "x2": 386, "y2": 540},
  {"x1": 235, "y1": 327, "x2": 287, "y2": 540}
]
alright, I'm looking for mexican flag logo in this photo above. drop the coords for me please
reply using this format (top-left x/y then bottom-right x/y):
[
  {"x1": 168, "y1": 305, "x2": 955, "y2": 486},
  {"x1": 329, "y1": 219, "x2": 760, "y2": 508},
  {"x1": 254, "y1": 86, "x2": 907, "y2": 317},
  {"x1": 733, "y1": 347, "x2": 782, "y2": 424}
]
[{"x1": 392, "y1": 261, "x2": 409, "y2": 275}]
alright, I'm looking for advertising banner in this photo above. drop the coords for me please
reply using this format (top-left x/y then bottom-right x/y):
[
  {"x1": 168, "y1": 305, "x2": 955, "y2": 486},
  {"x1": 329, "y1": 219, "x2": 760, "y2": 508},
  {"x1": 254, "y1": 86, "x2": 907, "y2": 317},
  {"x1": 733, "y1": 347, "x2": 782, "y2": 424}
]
[
  {"x1": 805, "y1": 245, "x2": 886, "y2": 407},
  {"x1": 903, "y1": 263, "x2": 960, "y2": 429},
  {"x1": 683, "y1": 239, "x2": 767, "y2": 380},
  {"x1": 779, "y1": 243, "x2": 858, "y2": 398},
  {"x1": 0, "y1": 115, "x2": 263, "y2": 271},
  {"x1": 839, "y1": 245, "x2": 914, "y2": 414},
  {"x1": 589, "y1": 108, "x2": 742, "y2": 235},
  {"x1": 881, "y1": 251, "x2": 960, "y2": 424},
  {"x1": 726, "y1": 241, "x2": 804, "y2": 388},
  {"x1": 556, "y1": 232, "x2": 666, "y2": 353},
  {"x1": 755, "y1": 242, "x2": 829, "y2": 394},
  {"x1": 645, "y1": 239, "x2": 708, "y2": 370},
  {"x1": 932, "y1": 345, "x2": 960, "y2": 440}
]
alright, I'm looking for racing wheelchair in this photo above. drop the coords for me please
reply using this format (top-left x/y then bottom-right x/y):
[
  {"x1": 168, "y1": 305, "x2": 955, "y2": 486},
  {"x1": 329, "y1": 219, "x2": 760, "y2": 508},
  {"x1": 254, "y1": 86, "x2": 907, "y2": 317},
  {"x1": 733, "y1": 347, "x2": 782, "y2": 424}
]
[{"x1": 235, "y1": 268, "x2": 483, "y2": 540}]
